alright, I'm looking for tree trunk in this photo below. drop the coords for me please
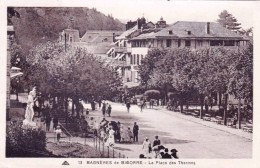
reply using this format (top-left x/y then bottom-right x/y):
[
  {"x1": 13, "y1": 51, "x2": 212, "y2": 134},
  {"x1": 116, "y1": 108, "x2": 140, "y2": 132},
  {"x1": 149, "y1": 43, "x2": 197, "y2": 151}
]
[
  {"x1": 238, "y1": 98, "x2": 241, "y2": 129},
  {"x1": 180, "y1": 97, "x2": 183, "y2": 113},
  {"x1": 72, "y1": 99, "x2": 75, "y2": 115},
  {"x1": 200, "y1": 94, "x2": 204, "y2": 119},
  {"x1": 223, "y1": 93, "x2": 228, "y2": 125},
  {"x1": 16, "y1": 90, "x2": 19, "y2": 101},
  {"x1": 218, "y1": 92, "x2": 222, "y2": 110},
  {"x1": 76, "y1": 98, "x2": 80, "y2": 118}
]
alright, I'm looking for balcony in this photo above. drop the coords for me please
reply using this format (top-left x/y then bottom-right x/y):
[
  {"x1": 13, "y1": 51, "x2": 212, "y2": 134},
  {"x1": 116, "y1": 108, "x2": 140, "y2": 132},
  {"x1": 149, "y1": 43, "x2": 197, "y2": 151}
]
[{"x1": 114, "y1": 46, "x2": 127, "y2": 53}]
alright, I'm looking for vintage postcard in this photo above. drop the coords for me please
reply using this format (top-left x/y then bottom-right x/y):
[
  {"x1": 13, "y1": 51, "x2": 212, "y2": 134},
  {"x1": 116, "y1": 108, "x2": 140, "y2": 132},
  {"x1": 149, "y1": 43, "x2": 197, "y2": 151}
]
[{"x1": 0, "y1": 0, "x2": 259, "y2": 168}]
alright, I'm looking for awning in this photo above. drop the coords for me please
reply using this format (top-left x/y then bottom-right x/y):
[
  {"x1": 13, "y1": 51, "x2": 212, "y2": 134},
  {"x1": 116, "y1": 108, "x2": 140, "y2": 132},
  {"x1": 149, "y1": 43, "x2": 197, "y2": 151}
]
[{"x1": 11, "y1": 72, "x2": 23, "y2": 79}]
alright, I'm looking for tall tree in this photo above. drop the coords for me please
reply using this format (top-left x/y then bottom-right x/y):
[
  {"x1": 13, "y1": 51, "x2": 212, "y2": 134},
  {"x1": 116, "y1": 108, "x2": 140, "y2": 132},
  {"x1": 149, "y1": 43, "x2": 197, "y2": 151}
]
[
  {"x1": 228, "y1": 44, "x2": 253, "y2": 128},
  {"x1": 217, "y1": 10, "x2": 241, "y2": 32}
]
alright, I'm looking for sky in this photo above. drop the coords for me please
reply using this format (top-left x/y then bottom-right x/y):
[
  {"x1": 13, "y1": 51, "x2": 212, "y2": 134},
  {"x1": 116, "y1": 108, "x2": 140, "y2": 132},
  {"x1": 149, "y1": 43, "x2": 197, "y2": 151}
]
[{"x1": 81, "y1": 0, "x2": 256, "y2": 30}]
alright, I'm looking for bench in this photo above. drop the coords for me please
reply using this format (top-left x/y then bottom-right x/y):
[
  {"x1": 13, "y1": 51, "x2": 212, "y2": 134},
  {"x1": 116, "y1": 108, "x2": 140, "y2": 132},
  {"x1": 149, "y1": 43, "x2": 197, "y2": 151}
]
[
  {"x1": 211, "y1": 116, "x2": 223, "y2": 124},
  {"x1": 203, "y1": 117, "x2": 211, "y2": 121}
]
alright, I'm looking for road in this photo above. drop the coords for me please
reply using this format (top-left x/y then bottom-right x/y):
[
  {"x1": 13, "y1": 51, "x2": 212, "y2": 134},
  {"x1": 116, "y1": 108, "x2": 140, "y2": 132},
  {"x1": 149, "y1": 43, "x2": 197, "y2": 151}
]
[{"x1": 82, "y1": 102, "x2": 252, "y2": 159}]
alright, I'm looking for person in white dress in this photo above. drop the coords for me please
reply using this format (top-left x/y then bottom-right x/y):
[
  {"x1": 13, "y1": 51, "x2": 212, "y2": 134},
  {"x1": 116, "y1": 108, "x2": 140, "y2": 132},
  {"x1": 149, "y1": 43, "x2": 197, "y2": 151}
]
[
  {"x1": 142, "y1": 137, "x2": 151, "y2": 158},
  {"x1": 106, "y1": 128, "x2": 115, "y2": 147}
]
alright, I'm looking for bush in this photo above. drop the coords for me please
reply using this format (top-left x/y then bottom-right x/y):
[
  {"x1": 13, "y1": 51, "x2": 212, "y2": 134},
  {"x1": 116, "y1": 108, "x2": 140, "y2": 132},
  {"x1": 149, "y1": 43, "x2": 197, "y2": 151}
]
[{"x1": 6, "y1": 121, "x2": 47, "y2": 157}]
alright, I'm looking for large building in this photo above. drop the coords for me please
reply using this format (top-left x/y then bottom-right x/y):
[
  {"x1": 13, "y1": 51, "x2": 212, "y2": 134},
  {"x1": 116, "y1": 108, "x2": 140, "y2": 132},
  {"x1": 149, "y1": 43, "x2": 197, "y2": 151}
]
[{"x1": 108, "y1": 19, "x2": 250, "y2": 86}]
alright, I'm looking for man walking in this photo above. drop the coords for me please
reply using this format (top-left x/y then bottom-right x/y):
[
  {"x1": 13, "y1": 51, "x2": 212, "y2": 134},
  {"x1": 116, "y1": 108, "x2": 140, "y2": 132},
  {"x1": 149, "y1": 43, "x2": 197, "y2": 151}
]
[
  {"x1": 102, "y1": 102, "x2": 106, "y2": 117},
  {"x1": 133, "y1": 122, "x2": 139, "y2": 142},
  {"x1": 107, "y1": 104, "x2": 112, "y2": 117},
  {"x1": 126, "y1": 101, "x2": 131, "y2": 113},
  {"x1": 152, "y1": 136, "x2": 161, "y2": 158},
  {"x1": 45, "y1": 114, "x2": 52, "y2": 132}
]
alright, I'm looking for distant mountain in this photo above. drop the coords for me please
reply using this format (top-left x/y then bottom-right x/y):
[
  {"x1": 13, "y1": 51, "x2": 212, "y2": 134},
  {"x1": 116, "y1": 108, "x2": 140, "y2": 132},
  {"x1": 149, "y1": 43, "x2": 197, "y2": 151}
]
[{"x1": 11, "y1": 7, "x2": 125, "y2": 54}]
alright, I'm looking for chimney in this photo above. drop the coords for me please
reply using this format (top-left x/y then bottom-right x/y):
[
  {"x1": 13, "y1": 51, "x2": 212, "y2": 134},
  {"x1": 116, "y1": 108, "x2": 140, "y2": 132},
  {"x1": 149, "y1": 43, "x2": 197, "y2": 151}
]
[{"x1": 206, "y1": 22, "x2": 210, "y2": 34}]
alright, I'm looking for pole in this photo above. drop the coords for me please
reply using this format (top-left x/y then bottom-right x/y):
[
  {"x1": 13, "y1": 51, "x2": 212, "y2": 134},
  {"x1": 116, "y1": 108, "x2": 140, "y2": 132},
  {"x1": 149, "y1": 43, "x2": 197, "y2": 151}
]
[
  {"x1": 238, "y1": 98, "x2": 241, "y2": 129},
  {"x1": 108, "y1": 146, "x2": 110, "y2": 158},
  {"x1": 113, "y1": 148, "x2": 115, "y2": 158},
  {"x1": 102, "y1": 142, "x2": 105, "y2": 157}
]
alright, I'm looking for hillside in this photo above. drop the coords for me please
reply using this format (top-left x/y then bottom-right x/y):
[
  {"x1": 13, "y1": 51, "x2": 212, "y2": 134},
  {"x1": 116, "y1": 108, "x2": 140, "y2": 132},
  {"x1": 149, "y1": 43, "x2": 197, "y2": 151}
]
[{"x1": 11, "y1": 7, "x2": 125, "y2": 54}]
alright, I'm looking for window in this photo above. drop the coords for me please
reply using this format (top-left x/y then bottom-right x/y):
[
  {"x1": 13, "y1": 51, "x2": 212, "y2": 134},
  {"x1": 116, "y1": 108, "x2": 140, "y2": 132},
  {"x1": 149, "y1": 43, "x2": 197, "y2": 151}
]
[
  {"x1": 197, "y1": 40, "x2": 203, "y2": 47},
  {"x1": 169, "y1": 30, "x2": 173, "y2": 35},
  {"x1": 210, "y1": 40, "x2": 224, "y2": 46},
  {"x1": 130, "y1": 55, "x2": 133, "y2": 64},
  {"x1": 70, "y1": 37, "x2": 73, "y2": 42},
  {"x1": 185, "y1": 40, "x2": 191, "y2": 47},
  {"x1": 178, "y1": 39, "x2": 181, "y2": 47},
  {"x1": 133, "y1": 54, "x2": 136, "y2": 64},
  {"x1": 166, "y1": 39, "x2": 172, "y2": 47},
  {"x1": 224, "y1": 40, "x2": 235, "y2": 46},
  {"x1": 137, "y1": 55, "x2": 140, "y2": 65}
]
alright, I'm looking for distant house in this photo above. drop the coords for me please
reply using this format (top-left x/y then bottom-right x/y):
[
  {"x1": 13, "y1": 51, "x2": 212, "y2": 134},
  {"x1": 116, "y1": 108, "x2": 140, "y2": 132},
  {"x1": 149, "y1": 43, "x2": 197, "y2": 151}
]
[
  {"x1": 108, "y1": 20, "x2": 250, "y2": 86},
  {"x1": 59, "y1": 29, "x2": 122, "y2": 54}
]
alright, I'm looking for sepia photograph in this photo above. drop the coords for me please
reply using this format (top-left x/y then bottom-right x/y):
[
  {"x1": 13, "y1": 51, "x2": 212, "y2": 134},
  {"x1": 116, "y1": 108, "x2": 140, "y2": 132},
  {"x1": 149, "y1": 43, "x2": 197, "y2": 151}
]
[{"x1": 2, "y1": 0, "x2": 258, "y2": 166}]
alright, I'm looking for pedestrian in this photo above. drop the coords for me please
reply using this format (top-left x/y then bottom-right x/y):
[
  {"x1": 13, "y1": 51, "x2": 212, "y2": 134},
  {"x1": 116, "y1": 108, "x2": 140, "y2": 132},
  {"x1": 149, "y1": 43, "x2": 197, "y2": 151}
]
[
  {"x1": 170, "y1": 149, "x2": 179, "y2": 159},
  {"x1": 126, "y1": 127, "x2": 133, "y2": 143},
  {"x1": 233, "y1": 112, "x2": 238, "y2": 127},
  {"x1": 53, "y1": 117, "x2": 58, "y2": 130},
  {"x1": 45, "y1": 114, "x2": 52, "y2": 132},
  {"x1": 133, "y1": 122, "x2": 139, "y2": 142},
  {"x1": 140, "y1": 99, "x2": 144, "y2": 112},
  {"x1": 152, "y1": 136, "x2": 161, "y2": 158},
  {"x1": 86, "y1": 108, "x2": 89, "y2": 115},
  {"x1": 102, "y1": 102, "x2": 106, "y2": 117},
  {"x1": 107, "y1": 104, "x2": 112, "y2": 117},
  {"x1": 142, "y1": 137, "x2": 151, "y2": 158},
  {"x1": 159, "y1": 99, "x2": 162, "y2": 107},
  {"x1": 107, "y1": 127, "x2": 115, "y2": 147},
  {"x1": 98, "y1": 96, "x2": 102, "y2": 109},
  {"x1": 150, "y1": 99, "x2": 154, "y2": 109},
  {"x1": 126, "y1": 101, "x2": 131, "y2": 113},
  {"x1": 55, "y1": 125, "x2": 62, "y2": 143},
  {"x1": 162, "y1": 148, "x2": 172, "y2": 159}
]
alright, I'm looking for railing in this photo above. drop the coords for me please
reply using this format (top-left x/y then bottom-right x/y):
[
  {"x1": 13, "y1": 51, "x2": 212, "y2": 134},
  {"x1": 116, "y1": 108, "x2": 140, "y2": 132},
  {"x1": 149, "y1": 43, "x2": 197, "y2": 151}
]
[
  {"x1": 93, "y1": 136, "x2": 128, "y2": 158},
  {"x1": 59, "y1": 122, "x2": 73, "y2": 141}
]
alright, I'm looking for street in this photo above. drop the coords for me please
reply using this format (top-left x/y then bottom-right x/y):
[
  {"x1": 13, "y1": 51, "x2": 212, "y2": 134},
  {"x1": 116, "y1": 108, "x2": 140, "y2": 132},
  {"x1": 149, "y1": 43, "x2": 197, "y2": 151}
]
[{"x1": 82, "y1": 102, "x2": 252, "y2": 159}]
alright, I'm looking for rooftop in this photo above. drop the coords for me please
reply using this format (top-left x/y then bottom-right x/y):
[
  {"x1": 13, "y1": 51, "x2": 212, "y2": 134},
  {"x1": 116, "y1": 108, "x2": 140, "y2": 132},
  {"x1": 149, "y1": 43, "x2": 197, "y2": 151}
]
[{"x1": 132, "y1": 21, "x2": 248, "y2": 40}]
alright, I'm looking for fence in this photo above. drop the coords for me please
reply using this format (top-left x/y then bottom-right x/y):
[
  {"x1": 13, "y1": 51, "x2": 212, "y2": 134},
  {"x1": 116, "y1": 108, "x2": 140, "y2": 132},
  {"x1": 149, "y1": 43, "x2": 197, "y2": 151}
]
[
  {"x1": 47, "y1": 130, "x2": 128, "y2": 158},
  {"x1": 93, "y1": 136, "x2": 128, "y2": 158}
]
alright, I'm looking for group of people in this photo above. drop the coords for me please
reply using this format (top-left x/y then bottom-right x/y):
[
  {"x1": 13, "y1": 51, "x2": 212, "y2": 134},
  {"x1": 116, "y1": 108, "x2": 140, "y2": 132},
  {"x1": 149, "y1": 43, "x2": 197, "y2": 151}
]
[
  {"x1": 93, "y1": 118, "x2": 140, "y2": 147},
  {"x1": 101, "y1": 102, "x2": 112, "y2": 117},
  {"x1": 141, "y1": 136, "x2": 179, "y2": 159}
]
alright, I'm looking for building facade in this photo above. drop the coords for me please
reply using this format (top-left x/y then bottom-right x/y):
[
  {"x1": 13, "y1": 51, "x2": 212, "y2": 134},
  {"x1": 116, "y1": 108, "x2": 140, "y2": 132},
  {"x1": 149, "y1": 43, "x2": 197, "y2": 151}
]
[{"x1": 108, "y1": 20, "x2": 250, "y2": 86}]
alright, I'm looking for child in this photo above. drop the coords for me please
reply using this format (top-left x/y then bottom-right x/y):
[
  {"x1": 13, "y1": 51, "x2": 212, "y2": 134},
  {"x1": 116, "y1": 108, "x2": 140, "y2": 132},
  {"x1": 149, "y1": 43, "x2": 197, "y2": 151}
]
[{"x1": 55, "y1": 125, "x2": 62, "y2": 143}]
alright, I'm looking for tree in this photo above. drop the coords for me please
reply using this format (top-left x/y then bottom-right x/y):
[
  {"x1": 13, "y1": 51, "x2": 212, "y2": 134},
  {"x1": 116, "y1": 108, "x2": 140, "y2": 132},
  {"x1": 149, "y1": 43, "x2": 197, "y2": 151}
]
[
  {"x1": 228, "y1": 43, "x2": 253, "y2": 128},
  {"x1": 11, "y1": 7, "x2": 125, "y2": 56},
  {"x1": 217, "y1": 10, "x2": 241, "y2": 32},
  {"x1": 139, "y1": 48, "x2": 167, "y2": 87},
  {"x1": 26, "y1": 41, "x2": 122, "y2": 117}
]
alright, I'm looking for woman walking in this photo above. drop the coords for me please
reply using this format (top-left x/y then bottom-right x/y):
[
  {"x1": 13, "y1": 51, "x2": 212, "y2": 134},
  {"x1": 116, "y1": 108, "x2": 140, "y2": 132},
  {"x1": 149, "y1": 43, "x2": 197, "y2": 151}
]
[{"x1": 142, "y1": 137, "x2": 151, "y2": 158}]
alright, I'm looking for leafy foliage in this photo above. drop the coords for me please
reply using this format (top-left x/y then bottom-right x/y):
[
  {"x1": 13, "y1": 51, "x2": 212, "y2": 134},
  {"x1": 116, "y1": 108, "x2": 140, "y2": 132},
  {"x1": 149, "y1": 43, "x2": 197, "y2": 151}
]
[
  {"x1": 228, "y1": 43, "x2": 253, "y2": 102},
  {"x1": 6, "y1": 121, "x2": 47, "y2": 156},
  {"x1": 26, "y1": 41, "x2": 122, "y2": 102},
  {"x1": 217, "y1": 10, "x2": 241, "y2": 31},
  {"x1": 11, "y1": 7, "x2": 125, "y2": 55}
]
